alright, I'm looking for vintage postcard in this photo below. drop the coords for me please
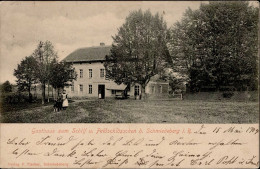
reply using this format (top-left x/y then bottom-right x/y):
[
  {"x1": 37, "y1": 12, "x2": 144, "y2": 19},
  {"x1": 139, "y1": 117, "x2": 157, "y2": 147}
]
[{"x1": 0, "y1": 1, "x2": 259, "y2": 168}]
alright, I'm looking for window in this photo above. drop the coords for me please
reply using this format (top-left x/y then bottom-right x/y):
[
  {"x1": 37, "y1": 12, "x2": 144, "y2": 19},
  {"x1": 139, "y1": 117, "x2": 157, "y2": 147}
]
[
  {"x1": 112, "y1": 90, "x2": 116, "y2": 94},
  {"x1": 105, "y1": 70, "x2": 109, "y2": 80},
  {"x1": 135, "y1": 85, "x2": 140, "y2": 95},
  {"x1": 80, "y1": 84, "x2": 83, "y2": 92},
  {"x1": 79, "y1": 69, "x2": 83, "y2": 78},
  {"x1": 89, "y1": 69, "x2": 92, "y2": 79},
  {"x1": 100, "y1": 69, "x2": 105, "y2": 78},
  {"x1": 151, "y1": 86, "x2": 155, "y2": 94},
  {"x1": 89, "y1": 85, "x2": 92, "y2": 94},
  {"x1": 71, "y1": 82, "x2": 74, "y2": 92},
  {"x1": 159, "y1": 85, "x2": 162, "y2": 93}
]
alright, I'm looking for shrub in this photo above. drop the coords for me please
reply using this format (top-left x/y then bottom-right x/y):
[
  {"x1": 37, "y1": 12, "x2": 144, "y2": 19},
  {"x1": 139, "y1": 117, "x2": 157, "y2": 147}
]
[
  {"x1": 1, "y1": 92, "x2": 29, "y2": 104},
  {"x1": 222, "y1": 91, "x2": 234, "y2": 98}
]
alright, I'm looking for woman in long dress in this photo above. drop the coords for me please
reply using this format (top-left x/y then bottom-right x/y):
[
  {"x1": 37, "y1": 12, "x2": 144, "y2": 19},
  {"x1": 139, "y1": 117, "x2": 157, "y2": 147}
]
[{"x1": 62, "y1": 91, "x2": 68, "y2": 110}]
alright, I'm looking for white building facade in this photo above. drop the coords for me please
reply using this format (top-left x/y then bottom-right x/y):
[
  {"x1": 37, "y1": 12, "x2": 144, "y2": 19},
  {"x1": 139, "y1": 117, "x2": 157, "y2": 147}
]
[{"x1": 64, "y1": 44, "x2": 169, "y2": 99}]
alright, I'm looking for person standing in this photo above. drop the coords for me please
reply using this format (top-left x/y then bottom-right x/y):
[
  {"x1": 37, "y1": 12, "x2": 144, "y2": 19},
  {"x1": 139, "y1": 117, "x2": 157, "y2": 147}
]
[
  {"x1": 62, "y1": 90, "x2": 68, "y2": 110},
  {"x1": 134, "y1": 90, "x2": 137, "y2": 100}
]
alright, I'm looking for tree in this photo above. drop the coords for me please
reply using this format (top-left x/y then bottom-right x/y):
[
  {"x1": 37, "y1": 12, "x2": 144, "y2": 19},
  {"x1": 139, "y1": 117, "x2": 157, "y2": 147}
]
[
  {"x1": 49, "y1": 60, "x2": 77, "y2": 99},
  {"x1": 14, "y1": 56, "x2": 38, "y2": 102},
  {"x1": 0, "y1": 81, "x2": 13, "y2": 105},
  {"x1": 32, "y1": 41, "x2": 58, "y2": 104},
  {"x1": 104, "y1": 9, "x2": 170, "y2": 99},
  {"x1": 160, "y1": 69, "x2": 187, "y2": 94},
  {"x1": 1, "y1": 81, "x2": 13, "y2": 93},
  {"x1": 168, "y1": 2, "x2": 259, "y2": 92}
]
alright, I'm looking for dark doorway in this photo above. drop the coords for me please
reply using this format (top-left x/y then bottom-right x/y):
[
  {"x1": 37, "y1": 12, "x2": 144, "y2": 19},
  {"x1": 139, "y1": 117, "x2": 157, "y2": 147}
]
[{"x1": 98, "y1": 85, "x2": 105, "y2": 99}]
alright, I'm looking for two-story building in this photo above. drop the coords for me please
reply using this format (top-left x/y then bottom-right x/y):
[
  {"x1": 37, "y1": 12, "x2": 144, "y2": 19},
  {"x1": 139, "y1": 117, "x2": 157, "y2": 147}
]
[{"x1": 63, "y1": 43, "x2": 169, "y2": 99}]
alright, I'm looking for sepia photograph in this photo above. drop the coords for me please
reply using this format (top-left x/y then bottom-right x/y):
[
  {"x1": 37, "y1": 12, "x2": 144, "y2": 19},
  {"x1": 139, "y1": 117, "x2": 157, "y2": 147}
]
[
  {"x1": 0, "y1": 1, "x2": 259, "y2": 168},
  {"x1": 0, "y1": 1, "x2": 259, "y2": 124}
]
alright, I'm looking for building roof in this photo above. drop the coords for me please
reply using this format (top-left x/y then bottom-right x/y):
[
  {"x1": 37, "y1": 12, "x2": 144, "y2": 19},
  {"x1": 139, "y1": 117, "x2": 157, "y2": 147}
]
[
  {"x1": 150, "y1": 74, "x2": 169, "y2": 83},
  {"x1": 63, "y1": 45, "x2": 111, "y2": 63}
]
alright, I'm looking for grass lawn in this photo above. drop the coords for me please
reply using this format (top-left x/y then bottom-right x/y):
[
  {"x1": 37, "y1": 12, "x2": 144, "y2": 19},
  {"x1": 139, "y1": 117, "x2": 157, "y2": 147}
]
[{"x1": 1, "y1": 99, "x2": 258, "y2": 123}]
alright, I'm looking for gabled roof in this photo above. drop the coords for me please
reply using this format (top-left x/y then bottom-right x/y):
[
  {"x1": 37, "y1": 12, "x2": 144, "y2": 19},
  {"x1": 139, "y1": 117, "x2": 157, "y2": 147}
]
[
  {"x1": 150, "y1": 74, "x2": 169, "y2": 83},
  {"x1": 63, "y1": 45, "x2": 111, "y2": 63}
]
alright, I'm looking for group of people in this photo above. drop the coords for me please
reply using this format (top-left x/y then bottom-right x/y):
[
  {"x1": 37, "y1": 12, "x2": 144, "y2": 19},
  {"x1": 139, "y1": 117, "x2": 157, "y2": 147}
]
[{"x1": 53, "y1": 90, "x2": 68, "y2": 112}]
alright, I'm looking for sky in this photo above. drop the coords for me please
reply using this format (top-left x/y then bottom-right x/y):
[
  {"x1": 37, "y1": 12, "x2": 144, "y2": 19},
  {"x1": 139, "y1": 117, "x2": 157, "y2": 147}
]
[{"x1": 0, "y1": 1, "x2": 258, "y2": 84}]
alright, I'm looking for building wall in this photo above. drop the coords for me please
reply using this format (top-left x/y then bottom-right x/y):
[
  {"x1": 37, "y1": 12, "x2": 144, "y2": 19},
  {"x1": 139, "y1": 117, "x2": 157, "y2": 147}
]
[
  {"x1": 146, "y1": 82, "x2": 169, "y2": 98},
  {"x1": 128, "y1": 82, "x2": 169, "y2": 99},
  {"x1": 147, "y1": 82, "x2": 169, "y2": 95},
  {"x1": 65, "y1": 62, "x2": 117, "y2": 98},
  {"x1": 66, "y1": 62, "x2": 169, "y2": 99}
]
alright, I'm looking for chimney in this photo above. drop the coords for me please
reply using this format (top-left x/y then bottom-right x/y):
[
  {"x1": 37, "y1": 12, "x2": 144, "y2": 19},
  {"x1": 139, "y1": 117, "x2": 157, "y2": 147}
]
[{"x1": 100, "y1": 42, "x2": 105, "y2": 46}]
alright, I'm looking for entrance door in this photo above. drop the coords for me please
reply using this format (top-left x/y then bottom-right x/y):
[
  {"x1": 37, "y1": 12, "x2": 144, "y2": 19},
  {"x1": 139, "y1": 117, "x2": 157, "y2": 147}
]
[
  {"x1": 134, "y1": 85, "x2": 140, "y2": 99},
  {"x1": 98, "y1": 85, "x2": 105, "y2": 99}
]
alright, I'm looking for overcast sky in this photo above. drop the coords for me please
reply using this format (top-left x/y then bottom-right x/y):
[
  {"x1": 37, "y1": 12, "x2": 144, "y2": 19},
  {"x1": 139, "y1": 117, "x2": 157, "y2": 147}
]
[{"x1": 0, "y1": 1, "x2": 258, "y2": 83}]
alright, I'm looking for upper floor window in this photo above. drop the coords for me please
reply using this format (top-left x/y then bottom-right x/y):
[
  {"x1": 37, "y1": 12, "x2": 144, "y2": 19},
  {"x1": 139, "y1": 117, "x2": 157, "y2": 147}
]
[
  {"x1": 79, "y1": 69, "x2": 83, "y2": 78},
  {"x1": 89, "y1": 69, "x2": 92, "y2": 79},
  {"x1": 80, "y1": 84, "x2": 83, "y2": 92},
  {"x1": 100, "y1": 69, "x2": 105, "y2": 78}
]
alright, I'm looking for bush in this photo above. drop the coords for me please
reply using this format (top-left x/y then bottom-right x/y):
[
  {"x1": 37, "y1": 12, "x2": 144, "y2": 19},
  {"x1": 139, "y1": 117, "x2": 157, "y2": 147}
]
[
  {"x1": 1, "y1": 81, "x2": 13, "y2": 93},
  {"x1": 1, "y1": 92, "x2": 29, "y2": 104},
  {"x1": 222, "y1": 91, "x2": 234, "y2": 98}
]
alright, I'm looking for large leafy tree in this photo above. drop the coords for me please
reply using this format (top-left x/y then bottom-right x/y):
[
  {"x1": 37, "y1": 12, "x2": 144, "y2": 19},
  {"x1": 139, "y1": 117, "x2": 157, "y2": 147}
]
[
  {"x1": 168, "y1": 1, "x2": 259, "y2": 92},
  {"x1": 32, "y1": 41, "x2": 58, "y2": 104},
  {"x1": 49, "y1": 60, "x2": 77, "y2": 99},
  {"x1": 14, "y1": 56, "x2": 38, "y2": 102},
  {"x1": 105, "y1": 9, "x2": 170, "y2": 99}
]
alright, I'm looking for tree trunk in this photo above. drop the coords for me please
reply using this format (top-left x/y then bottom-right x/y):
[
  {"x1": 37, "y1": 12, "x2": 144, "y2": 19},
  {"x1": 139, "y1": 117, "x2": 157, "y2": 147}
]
[
  {"x1": 28, "y1": 84, "x2": 32, "y2": 103},
  {"x1": 57, "y1": 88, "x2": 60, "y2": 99},
  {"x1": 41, "y1": 83, "x2": 45, "y2": 104},
  {"x1": 34, "y1": 85, "x2": 37, "y2": 99},
  {"x1": 52, "y1": 87, "x2": 54, "y2": 99},
  {"x1": 54, "y1": 88, "x2": 56, "y2": 100},
  {"x1": 140, "y1": 85, "x2": 146, "y2": 100},
  {"x1": 47, "y1": 81, "x2": 50, "y2": 102}
]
